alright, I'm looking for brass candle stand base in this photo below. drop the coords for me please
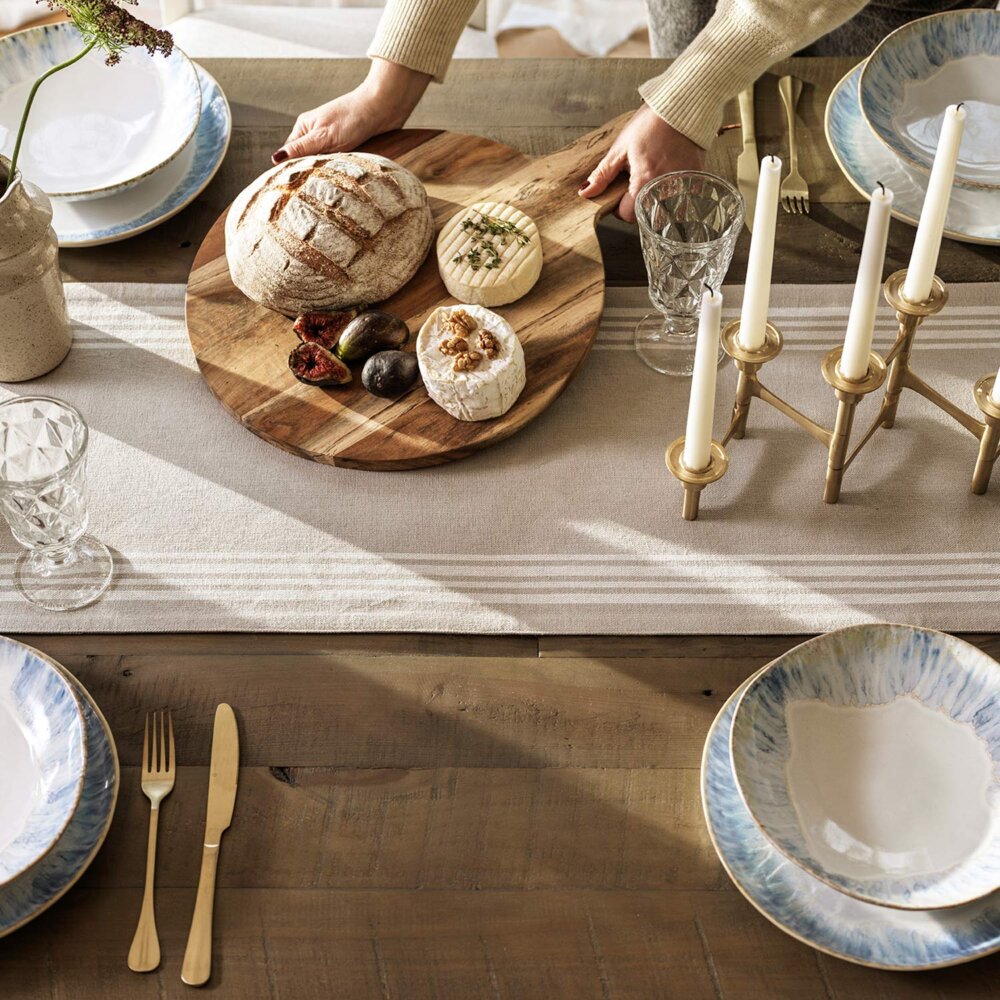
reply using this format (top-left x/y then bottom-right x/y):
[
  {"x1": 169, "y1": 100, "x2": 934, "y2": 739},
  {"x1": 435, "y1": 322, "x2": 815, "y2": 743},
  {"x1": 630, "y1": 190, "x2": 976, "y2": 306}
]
[
  {"x1": 667, "y1": 270, "x2": 998, "y2": 519},
  {"x1": 664, "y1": 438, "x2": 729, "y2": 521}
]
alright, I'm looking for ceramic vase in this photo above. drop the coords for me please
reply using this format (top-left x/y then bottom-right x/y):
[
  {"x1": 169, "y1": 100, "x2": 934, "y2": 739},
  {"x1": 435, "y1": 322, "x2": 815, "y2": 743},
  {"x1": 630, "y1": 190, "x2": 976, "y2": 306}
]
[{"x1": 0, "y1": 156, "x2": 71, "y2": 382}]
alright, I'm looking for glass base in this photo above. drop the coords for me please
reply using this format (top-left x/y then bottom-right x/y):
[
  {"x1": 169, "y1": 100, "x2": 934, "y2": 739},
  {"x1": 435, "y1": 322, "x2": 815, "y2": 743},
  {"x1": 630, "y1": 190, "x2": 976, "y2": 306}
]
[
  {"x1": 634, "y1": 313, "x2": 725, "y2": 377},
  {"x1": 14, "y1": 535, "x2": 113, "y2": 612}
]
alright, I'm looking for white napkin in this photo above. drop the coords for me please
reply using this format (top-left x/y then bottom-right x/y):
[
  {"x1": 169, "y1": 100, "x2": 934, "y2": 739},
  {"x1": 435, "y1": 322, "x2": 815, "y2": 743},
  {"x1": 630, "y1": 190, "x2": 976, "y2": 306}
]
[{"x1": 497, "y1": 0, "x2": 647, "y2": 56}]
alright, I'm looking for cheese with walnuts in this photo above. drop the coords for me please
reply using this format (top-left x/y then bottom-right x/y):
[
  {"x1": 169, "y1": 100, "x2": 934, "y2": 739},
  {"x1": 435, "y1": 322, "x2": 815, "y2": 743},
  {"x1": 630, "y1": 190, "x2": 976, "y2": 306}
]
[
  {"x1": 417, "y1": 305, "x2": 526, "y2": 421},
  {"x1": 436, "y1": 202, "x2": 542, "y2": 307}
]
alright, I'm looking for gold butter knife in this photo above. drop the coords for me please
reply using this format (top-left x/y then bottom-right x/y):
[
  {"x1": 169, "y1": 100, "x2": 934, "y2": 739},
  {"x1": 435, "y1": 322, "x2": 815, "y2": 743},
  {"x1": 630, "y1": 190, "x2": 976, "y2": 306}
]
[
  {"x1": 181, "y1": 704, "x2": 239, "y2": 988},
  {"x1": 736, "y1": 86, "x2": 759, "y2": 232}
]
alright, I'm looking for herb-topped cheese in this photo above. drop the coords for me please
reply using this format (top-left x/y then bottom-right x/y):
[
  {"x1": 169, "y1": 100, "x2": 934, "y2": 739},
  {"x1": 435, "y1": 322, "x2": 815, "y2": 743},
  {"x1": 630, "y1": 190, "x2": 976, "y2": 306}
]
[
  {"x1": 417, "y1": 305, "x2": 526, "y2": 421},
  {"x1": 436, "y1": 201, "x2": 542, "y2": 307}
]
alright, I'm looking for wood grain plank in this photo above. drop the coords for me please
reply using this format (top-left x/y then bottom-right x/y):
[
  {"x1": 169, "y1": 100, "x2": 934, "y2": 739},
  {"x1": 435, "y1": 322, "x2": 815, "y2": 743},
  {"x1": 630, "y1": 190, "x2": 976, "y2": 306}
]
[
  {"x1": 91, "y1": 765, "x2": 720, "y2": 891},
  {"x1": 49, "y1": 654, "x2": 753, "y2": 768},
  {"x1": 3, "y1": 888, "x2": 998, "y2": 999}
]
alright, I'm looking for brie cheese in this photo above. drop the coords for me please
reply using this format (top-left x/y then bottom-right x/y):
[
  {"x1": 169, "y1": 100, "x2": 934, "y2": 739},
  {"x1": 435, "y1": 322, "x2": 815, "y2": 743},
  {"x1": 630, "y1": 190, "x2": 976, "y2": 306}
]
[
  {"x1": 437, "y1": 201, "x2": 542, "y2": 306},
  {"x1": 417, "y1": 305, "x2": 526, "y2": 421}
]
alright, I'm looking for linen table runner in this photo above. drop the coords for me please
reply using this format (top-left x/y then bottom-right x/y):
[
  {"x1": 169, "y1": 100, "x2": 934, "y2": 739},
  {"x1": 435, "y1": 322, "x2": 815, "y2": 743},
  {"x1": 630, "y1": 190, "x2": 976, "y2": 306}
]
[{"x1": 0, "y1": 282, "x2": 996, "y2": 634}]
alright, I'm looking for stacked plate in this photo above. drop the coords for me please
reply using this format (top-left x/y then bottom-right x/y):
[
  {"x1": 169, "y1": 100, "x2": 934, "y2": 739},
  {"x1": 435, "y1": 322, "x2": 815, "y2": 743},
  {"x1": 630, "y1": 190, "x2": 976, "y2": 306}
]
[
  {"x1": 0, "y1": 22, "x2": 232, "y2": 247},
  {"x1": 703, "y1": 623, "x2": 1000, "y2": 970},
  {"x1": 825, "y1": 9, "x2": 1000, "y2": 246},
  {"x1": 0, "y1": 636, "x2": 118, "y2": 937}
]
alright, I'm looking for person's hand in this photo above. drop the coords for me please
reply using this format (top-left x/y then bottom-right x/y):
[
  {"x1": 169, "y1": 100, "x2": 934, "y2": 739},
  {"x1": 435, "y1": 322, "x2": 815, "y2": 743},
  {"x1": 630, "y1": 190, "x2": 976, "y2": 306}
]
[
  {"x1": 578, "y1": 104, "x2": 706, "y2": 223},
  {"x1": 272, "y1": 59, "x2": 431, "y2": 164}
]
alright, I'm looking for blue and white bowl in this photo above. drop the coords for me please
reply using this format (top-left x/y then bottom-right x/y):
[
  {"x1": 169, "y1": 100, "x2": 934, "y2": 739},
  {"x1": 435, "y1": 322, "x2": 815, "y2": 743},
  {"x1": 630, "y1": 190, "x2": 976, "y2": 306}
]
[
  {"x1": 0, "y1": 637, "x2": 86, "y2": 886},
  {"x1": 0, "y1": 657, "x2": 118, "y2": 937},
  {"x1": 859, "y1": 9, "x2": 1000, "y2": 191},
  {"x1": 704, "y1": 672, "x2": 1000, "y2": 970},
  {"x1": 730, "y1": 624, "x2": 1000, "y2": 910},
  {"x1": 0, "y1": 22, "x2": 202, "y2": 201}
]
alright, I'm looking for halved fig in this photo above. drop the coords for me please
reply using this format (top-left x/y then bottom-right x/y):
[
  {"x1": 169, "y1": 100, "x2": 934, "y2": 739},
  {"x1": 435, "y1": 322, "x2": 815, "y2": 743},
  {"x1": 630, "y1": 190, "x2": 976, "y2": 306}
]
[
  {"x1": 293, "y1": 310, "x2": 359, "y2": 351},
  {"x1": 288, "y1": 342, "x2": 352, "y2": 387}
]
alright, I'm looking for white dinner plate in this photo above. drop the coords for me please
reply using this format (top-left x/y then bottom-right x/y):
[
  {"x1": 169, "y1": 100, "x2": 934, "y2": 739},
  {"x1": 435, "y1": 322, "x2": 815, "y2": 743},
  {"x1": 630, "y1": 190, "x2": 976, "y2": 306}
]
[
  {"x1": 0, "y1": 22, "x2": 202, "y2": 201},
  {"x1": 703, "y1": 672, "x2": 1000, "y2": 970},
  {"x1": 825, "y1": 61, "x2": 1000, "y2": 246},
  {"x1": 51, "y1": 65, "x2": 231, "y2": 248}
]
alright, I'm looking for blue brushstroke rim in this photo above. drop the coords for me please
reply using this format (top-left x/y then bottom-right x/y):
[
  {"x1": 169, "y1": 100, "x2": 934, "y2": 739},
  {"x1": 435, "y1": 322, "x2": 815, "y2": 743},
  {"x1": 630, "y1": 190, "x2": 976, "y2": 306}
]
[
  {"x1": 824, "y1": 61, "x2": 1000, "y2": 246},
  {"x1": 55, "y1": 63, "x2": 231, "y2": 247},
  {"x1": 859, "y1": 9, "x2": 1000, "y2": 190},
  {"x1": 0, "y1": 642, "x2": 118, "y2": 938},
  {"x1": 703, "y1": 663, "x2": 1000, "y2": 970},
  {"x1": 729, "y1": 624, "x2": 1000, "y2": 910},
  {"x1": 0, "y1": 638, "x2": 86, "y2": 886}
]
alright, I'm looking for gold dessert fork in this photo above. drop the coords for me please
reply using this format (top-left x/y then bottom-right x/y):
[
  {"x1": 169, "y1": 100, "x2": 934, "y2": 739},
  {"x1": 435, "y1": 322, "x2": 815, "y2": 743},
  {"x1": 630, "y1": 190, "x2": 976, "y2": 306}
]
[
  {"x1": 778, "y1": 75, "x2": 810, "y2": 214},
  {"x1": 128, "y1": 710, "x2": 175, "y2": 973}
]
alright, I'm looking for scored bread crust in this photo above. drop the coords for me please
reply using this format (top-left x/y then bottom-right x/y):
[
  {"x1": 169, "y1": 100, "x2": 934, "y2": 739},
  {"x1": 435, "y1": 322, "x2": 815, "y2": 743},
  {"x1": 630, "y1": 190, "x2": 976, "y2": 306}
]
[{"x1": 225, "y1": 153, "x2": 434, "y2": 316}]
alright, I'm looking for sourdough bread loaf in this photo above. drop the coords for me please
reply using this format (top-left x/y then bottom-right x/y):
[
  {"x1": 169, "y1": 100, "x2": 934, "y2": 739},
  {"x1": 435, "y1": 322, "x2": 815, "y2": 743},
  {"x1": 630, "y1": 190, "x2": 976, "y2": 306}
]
[{"x1": 225, "y1": 153, "x2": 434, "y2": 315}]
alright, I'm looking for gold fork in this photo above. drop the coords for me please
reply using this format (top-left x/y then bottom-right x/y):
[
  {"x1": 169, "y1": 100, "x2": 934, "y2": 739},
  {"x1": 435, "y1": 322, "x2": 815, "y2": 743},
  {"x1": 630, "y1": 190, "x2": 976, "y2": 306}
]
[
  {"x1": 128, "y1": 710, "x2": 175, "y2": 973},
  {"x1": 778, "y1": 75, "x2": 810, "y2": 214}
]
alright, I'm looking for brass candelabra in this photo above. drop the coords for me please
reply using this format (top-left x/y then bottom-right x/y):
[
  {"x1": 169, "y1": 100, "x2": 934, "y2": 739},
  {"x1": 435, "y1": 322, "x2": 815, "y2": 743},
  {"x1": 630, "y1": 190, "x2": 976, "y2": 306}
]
[{"x1": 666, "y1": 269, "x2": 1000, "y2": 521}]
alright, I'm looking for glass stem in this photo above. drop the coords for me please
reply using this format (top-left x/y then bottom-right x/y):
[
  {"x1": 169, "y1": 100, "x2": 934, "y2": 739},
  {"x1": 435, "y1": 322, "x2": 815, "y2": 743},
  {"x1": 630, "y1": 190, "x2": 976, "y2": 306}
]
[{"x1": 4, "y1": 39, "x2": 97, "y2": 195}]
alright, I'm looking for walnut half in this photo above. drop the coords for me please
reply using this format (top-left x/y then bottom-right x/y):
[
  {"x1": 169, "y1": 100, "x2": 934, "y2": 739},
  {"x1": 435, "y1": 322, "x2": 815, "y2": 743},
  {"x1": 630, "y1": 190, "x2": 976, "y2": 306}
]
[
  {"x1": 444, "y1": 309, "x2": 477, "y2": 338},
  {"x1": 452, "y1": 351, "x2": 482, "y2": 373},
  {"x1": 478, "y1": 330, "x2": 501, "y2": 359},
  {"x1": 439, "y1": 335, "x2": 469, "y2": 356}
]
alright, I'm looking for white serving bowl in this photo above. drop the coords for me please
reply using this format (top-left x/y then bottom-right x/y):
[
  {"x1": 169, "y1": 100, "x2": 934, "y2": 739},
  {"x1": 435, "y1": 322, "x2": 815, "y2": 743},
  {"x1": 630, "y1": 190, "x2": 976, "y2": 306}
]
[
  {"x1": 730, "y1": 624, "x2": 1000, "y2": 910},
  {"x1": 0, "y1": 22, "x2": 201, "y2": 201},
  {"x1": 859, "y1": 9, "x2": 1000, "y2": 191},
  {"x1": 0, "y1": 636, "x2": 86, "y2": 886}
]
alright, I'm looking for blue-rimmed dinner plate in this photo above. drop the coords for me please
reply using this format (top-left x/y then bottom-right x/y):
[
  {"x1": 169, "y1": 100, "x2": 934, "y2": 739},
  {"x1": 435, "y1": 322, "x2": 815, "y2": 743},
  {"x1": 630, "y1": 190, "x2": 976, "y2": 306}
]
[
  {"x1": 825, "y1": 61, "x2": 1000, "y2": 246},
  {"x1": 703, "y1": 671, "x2": 1000, "y2": 970},
  {"x1": 0, "y1": 651, "x2": 118, "y2": 937},
  {"x1": 51, "y1": 64, "x2": 230, "y2": 248},
  {"x1": 0, "y1": 22, "x2": 202, "y2": 201},
  {"x1": 0, "y1": 637, "x2": 85, "y2": 887}
]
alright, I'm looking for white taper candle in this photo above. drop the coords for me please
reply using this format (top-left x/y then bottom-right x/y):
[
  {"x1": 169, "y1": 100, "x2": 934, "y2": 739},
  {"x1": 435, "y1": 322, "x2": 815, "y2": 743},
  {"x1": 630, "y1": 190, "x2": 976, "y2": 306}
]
[
  {"x1": 903, "y1": 104, "x2": 966, "y2": 304},
  {"x1": 991, "y1": 364, "x2": 1000, "y2": 406},
  {"x1": 682, "y1": 286, "x2": 723, "y2": 472},
  {"x1": 738, "y1": 155, "x2": 782, "y2": 351},
  {"x1": 840, "y1": 184, "x2": 893, "y2": 381}
]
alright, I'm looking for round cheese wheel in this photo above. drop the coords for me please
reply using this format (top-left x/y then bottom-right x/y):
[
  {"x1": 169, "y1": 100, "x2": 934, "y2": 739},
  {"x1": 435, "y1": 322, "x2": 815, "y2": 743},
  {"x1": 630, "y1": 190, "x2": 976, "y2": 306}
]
[
  {"x1": 436, "y1": 202, "x2": 542, "y2": 307},
  {"x1": 225, "y1": 153, "x2": 433, "y2": 316},
  {"x1": 417, "y1": 305, "x2": 526, "y2": 421}
]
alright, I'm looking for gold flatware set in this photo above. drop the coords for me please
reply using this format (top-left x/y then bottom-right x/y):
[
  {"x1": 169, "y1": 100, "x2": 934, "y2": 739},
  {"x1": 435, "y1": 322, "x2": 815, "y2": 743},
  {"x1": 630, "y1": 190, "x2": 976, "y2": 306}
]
[
  {"x1": 737, "y1": 74, "x2": 811, "y2": 229},
  {"x1": 127, "y1": 704, "x2": 239, "y2": 988}
]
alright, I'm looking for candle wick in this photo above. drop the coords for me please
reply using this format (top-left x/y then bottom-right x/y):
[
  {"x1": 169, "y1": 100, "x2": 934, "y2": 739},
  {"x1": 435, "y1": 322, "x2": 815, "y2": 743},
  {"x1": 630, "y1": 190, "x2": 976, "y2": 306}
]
[
  {"x1": 704, "y1": 283, "x2": 715, "y2": 296},
  {"x1": 877, "y1": 180, "x2": 885, "y2": 195},
  {"x1": 956, "y1": 102, "x2": 964, "y2": 111}
]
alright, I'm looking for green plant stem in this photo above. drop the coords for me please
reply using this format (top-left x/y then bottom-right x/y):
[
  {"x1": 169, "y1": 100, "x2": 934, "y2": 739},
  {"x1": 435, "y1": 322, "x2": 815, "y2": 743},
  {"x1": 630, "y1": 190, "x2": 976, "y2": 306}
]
[{"x1": 4, "y1": 38, "x2": 97, "y2": 195}]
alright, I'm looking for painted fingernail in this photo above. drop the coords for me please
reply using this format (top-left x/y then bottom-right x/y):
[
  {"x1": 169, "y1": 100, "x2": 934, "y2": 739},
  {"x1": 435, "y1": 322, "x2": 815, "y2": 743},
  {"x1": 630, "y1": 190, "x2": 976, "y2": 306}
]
[
  {"x1": 578, "y1": 182, "x2": 588, "y2": 192},
  {"x1": 272, "y1": 149, "x2": 288, "y2": 163}
]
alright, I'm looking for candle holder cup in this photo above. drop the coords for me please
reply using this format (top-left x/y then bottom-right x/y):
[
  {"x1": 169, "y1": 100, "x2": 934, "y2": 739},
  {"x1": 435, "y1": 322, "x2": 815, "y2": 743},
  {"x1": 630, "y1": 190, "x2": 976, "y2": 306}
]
[{"x1": 667, "y1": 270, "x2": 999, "y2": 518}]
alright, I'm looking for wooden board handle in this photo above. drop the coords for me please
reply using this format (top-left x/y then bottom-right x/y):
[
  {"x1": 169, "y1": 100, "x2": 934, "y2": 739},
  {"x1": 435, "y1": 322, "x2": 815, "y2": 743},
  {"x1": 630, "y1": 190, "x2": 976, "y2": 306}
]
[{"x1": 552, "y1": 111, "x2": 632, "y2": 217}]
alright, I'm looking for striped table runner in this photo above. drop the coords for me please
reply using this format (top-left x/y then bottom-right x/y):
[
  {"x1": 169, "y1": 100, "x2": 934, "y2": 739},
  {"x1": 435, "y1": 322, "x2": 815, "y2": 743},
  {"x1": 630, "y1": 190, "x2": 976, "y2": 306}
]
[{"x1": 1, "y1": 282, "x2": 997, "y2": 634}]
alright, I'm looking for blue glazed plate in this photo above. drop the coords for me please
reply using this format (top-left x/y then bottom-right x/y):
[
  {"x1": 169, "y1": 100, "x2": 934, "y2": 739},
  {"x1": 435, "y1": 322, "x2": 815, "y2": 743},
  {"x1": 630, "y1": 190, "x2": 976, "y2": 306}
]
[
  {"x1": 51, "y1": 64, "x2": 230, "y2": 248},
  {"x1": 730, "y1": 625, "x2": 1000, "y2": 910},
  {"x1": 0, "y1": 637, "x2": 86, "y2": 887},
  {"x1": 0, "y1": 650, "x2": 118, "y2": 937},
  {"x1": 825, "y1": 61, "x2": 1000, "y2": 246},
  {"x1": 859, "y1": 10, "x2": 1000, "y2": 191},
  {"x1": 0, "y1": 22, "x2": 202, "y2": 201},
  {"x1": 704, "y1": 669, "x2": 1000, "y2": 970}
]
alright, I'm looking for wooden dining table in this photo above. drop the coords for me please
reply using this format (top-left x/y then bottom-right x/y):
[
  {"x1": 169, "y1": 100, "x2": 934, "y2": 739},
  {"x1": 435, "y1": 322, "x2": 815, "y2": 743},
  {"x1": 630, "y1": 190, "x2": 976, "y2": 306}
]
[{"x1": 2, "y1": 55, "x2": 1000, "y2": 998}]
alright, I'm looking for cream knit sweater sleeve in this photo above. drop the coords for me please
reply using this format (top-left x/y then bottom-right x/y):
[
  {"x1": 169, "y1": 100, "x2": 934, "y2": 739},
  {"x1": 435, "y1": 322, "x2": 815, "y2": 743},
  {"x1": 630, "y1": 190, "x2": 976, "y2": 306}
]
[{"x1": 368, "y1": 0, "x2": 868, "y2": 149}]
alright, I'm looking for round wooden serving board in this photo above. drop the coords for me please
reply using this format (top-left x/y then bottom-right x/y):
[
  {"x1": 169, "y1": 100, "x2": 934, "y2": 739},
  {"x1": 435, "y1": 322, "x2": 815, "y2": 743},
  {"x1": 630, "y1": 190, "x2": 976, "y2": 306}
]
[{"x1": 186, "y1": 120, "x2": 627, "y2": 470}]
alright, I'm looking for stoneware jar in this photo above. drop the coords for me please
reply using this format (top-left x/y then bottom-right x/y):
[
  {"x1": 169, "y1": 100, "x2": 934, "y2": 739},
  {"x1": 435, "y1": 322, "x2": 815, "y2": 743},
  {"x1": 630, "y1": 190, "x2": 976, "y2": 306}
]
[{"x1": 0, "y1": 156, "x2": 71, "y2": 382}]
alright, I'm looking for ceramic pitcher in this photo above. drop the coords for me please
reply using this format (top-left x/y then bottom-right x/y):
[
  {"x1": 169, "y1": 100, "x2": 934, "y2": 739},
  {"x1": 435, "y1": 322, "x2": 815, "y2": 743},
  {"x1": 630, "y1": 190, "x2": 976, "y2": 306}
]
[{"x1": 0, "y1": 156, "x2": 71, "y2": 382}]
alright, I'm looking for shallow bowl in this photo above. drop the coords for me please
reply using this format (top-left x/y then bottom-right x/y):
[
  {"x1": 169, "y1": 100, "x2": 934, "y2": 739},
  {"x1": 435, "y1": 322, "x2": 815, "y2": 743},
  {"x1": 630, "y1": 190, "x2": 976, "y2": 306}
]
[
  {"x1": 0, "y1": 636, "x2": 86, "y2": 886},
  {"x1": 0, "y1": 22, "x2": 201, "y2": 201},
  {"x1": 730, "y1": 624, "x2": 1000, "y2": 910},
  {"x1": 859, "y1": 10, "x2": 1000, "y2": 191}
]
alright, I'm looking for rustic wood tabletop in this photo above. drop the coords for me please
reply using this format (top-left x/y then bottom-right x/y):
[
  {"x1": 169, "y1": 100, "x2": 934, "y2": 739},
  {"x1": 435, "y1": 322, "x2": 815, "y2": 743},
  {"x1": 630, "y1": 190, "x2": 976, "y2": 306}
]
[{"x1": 1, "y1": 56, "x2": 998, "y2": 999}]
